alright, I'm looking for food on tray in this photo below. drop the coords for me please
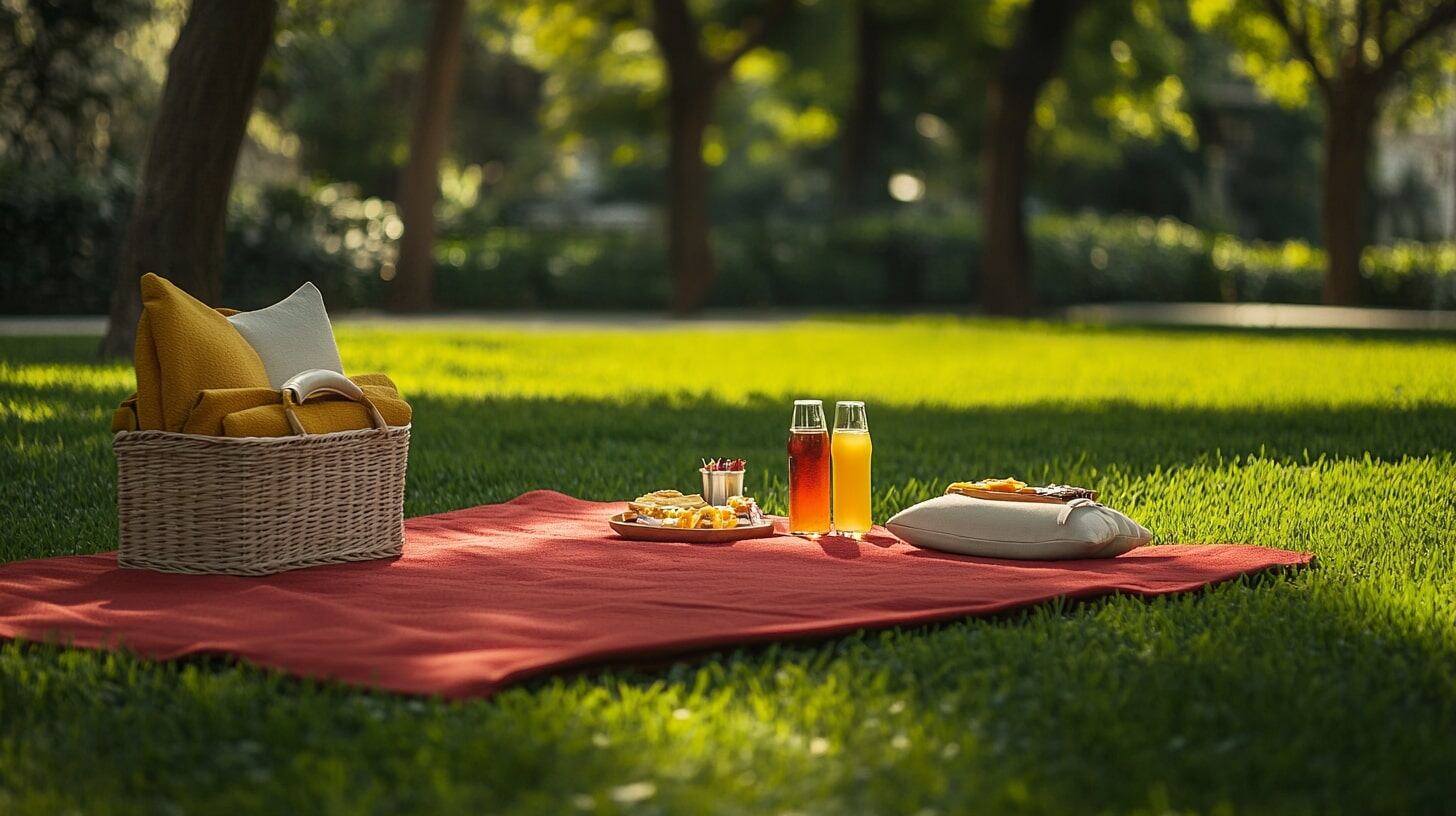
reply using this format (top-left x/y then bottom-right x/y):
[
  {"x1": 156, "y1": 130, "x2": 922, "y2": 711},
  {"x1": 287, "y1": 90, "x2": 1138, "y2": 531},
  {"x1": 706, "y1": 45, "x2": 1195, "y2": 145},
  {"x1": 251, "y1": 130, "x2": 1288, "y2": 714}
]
[
  {"x1": 629, "y1": 489, "x2": 709, "y2": 518},
  {"x1": 946, "y1": 479, "x2": 1099, "y2": 502},
  {"x1": 702, "y1": 457, "x2": 746, "y2": 472},
  {"x1": 728, "y1": 495, "x2": 766, "y2": 525},
  {"x1": 621, "y1": 489, "x2": 766, "y2": 530},
  {"x1": 662, "y1": 506, "x2": 740, "y2": 529},
  {"x1": 948, "y1": 477, "x2": 1028, "y2": 493}
]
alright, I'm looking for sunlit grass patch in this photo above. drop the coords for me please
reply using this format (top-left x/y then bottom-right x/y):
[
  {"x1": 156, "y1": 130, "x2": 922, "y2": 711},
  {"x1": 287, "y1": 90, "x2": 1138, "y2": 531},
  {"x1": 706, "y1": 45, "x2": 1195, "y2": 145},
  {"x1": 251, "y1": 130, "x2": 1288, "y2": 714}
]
[
  {"x1": 0, "y1": 319, "x2": 1453, "y2": 814},
  {"x1": 335, "y1": 319, "x2": 1456, "y2": 409}
]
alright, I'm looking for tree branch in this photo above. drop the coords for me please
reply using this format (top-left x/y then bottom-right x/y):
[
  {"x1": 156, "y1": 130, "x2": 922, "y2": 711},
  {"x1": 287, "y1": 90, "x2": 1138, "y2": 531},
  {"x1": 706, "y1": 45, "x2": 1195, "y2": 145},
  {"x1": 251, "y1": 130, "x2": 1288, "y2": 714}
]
[
  {"x1": 1374, "y1": 0, "x2": 1397, "y2": 53},
  {"x1": 1381, "y1": 0, "x2": 1456, "y2": 75},
  {"x1": 1258, "y1": 0, "x2": 1331, "y2": 92},
  {"x1": 712, "y1": 0, "x2": 795, "y2": 77}
]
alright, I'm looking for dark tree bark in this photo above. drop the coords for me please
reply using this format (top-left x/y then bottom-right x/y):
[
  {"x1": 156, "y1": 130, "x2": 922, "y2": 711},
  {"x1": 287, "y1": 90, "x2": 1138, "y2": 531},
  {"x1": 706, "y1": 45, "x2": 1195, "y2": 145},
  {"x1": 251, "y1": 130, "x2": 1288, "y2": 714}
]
[
  {"x1": 391, "y1": 0, "x2": 467, "y2": 313},
  {"x1": 980, "y1": 0, "x2": 1089, "y2": 316},
  {"x1": 664, "y1": 67, "x2": 719, "y2": 313},
  {"x1": 1318, "y1": 79, "x2": 1379, "y2": 305},
  {"x1": 835, "y1": 0, "x2": 883, "y2": 214},
  {"x1": 100, "y1": 0, "x2": 278, "y2": 358},
  {"x1": 649, "y1": 0, "x2": 794, "y2": 315}
]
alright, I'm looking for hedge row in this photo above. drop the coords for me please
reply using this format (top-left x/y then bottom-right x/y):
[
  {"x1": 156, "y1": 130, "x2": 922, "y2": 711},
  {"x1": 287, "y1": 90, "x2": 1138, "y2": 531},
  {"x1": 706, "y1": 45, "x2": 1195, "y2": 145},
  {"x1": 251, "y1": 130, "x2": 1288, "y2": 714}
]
[
  {"x1": 4, "y1": 169, "x2": 1454, "y2": 314},
  {"x1": 435, "y1": 215, "x2": 1456, "y2": 310}
]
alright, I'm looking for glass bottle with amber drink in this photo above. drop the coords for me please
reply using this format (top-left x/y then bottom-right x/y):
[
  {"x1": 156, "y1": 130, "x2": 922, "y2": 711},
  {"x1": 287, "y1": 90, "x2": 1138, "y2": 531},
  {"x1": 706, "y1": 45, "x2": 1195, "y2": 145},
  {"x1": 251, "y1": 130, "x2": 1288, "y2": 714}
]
[
  {"x1": 832, "y1": 400, "x2": 872, "y2": 536},
  {"x1": 787, "y1": 399, "x2": 831, "y2": 535}
]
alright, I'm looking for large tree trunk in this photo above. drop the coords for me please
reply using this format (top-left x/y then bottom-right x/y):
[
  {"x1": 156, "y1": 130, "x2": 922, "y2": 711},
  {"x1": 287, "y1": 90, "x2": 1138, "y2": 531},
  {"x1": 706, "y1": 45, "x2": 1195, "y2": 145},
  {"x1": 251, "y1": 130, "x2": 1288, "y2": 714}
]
[
  {"x1": 1319, "y1": 80, "x2": 1379, "y2": 306},
  {"x1": 100, "y1": 0, "x2": 278, "y2": 358},
  {"x1": 391, "y1": 0, "x2": 467, "y2": 313},
  {"x1": 665, "y1": 71, "x2": 718, "y2": 314},
  {"x1": 835, "y1": 0, "x2": 882, "y2": 214},
  {"x1": 980, "y1": 0, "x2": 1087, "y2": 316}
]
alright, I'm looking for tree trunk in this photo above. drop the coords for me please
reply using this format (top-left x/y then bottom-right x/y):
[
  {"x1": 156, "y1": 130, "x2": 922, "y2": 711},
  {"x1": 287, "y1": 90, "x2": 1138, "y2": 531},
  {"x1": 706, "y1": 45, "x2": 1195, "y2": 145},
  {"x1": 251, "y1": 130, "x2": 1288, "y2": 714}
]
[
  {"x1": 979, "y1": 0, "x2": 1087, "y2": 316},
  {"x1": 665, "y1": 72, "x2": 718, "y2": 314},
  {"x1": 649, "y1": 0, "x2": 790, "y2": 313},
  {"x1": 392, "y1": 0, "x2": 467, "y2": 313},
  {"x1": 1319, "y1": 80, "x2": 1379, "y2": 306},
  {"x1": 99, "y1": 0, "x2": 278, "y2": 358},
  {"x1": 835, "y1": 0, "x2": 883, "y2": 214}
]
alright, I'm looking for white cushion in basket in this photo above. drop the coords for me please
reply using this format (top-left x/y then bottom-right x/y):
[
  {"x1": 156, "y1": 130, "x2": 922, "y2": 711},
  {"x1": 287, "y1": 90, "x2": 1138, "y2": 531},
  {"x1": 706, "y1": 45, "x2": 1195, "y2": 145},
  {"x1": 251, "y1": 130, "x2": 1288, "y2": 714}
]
[
  {"x1": 228, "y1": 282, "x2": 345, "y2": 388},
  {"x1": 885, "y1": 493, "x2": 1152, "y2": 560}
]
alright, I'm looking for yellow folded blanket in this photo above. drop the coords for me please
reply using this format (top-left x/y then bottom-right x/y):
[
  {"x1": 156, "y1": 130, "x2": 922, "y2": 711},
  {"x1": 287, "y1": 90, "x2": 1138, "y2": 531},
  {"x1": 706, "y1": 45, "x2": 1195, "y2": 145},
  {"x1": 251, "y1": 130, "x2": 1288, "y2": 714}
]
[
  {"x1": 221, "y1": 394, "x2": 412, "y2": 438},
  {"x1": 112, "y1": 376, "x2": 408, "y2": 437}
]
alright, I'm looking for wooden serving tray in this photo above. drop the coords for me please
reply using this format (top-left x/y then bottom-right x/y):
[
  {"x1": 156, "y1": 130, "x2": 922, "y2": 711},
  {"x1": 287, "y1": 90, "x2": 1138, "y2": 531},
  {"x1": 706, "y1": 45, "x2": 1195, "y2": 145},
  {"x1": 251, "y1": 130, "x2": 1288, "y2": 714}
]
[
  {"x1": 945, "y1": 487, "x2": 1072, "y2": 505},
  {"x1": 608, "y1": 513, "x2": 777, "y2": 543}
]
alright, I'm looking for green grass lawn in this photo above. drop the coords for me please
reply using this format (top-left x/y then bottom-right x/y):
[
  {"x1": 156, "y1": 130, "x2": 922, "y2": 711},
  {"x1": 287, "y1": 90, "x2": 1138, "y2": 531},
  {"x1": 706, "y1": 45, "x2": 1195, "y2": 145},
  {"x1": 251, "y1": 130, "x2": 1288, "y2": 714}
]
[{"x1": 2, "y1": 317, "x2": 1454, "y2": 814}]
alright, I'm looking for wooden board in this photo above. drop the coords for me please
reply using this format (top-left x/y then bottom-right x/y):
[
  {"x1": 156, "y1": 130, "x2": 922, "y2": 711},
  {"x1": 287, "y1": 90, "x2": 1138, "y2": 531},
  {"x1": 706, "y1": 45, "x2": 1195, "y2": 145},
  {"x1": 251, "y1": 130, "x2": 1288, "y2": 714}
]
[
  {"x1": 945, "y1": 487, "x2": 1071, "y2": 504},
  {"x1": 608, "y1": 513, "x2": 777, "y2": 543}
]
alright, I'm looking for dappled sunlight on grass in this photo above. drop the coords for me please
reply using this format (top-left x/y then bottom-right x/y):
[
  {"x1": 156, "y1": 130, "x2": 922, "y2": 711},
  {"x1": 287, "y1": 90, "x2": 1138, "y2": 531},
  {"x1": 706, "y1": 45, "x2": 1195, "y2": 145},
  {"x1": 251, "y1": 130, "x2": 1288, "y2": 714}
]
[
  {"x1": 2, "y1": 321, "x2": 1455, "y2": 812},
  {"x1": 0, "y1": 361, "x2": 134, "y2": 393},
  {"x1": 336, "y1": 318, "x2": 1456, "y2": 410}
]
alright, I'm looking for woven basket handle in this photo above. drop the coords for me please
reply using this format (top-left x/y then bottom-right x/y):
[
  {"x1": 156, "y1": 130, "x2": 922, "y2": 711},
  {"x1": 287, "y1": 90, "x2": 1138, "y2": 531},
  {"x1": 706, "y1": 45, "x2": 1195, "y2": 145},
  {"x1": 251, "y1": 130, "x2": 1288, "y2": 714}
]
[{"x1": 280, "y1": 369, "x2": 388, "y2": 436}]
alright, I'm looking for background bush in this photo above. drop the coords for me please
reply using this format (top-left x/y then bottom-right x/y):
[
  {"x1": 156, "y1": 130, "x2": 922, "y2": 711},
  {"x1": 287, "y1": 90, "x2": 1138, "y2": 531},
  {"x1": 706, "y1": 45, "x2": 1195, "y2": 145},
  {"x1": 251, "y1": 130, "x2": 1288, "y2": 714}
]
[
  {"x1": 4, "y1": 169, "x2": 1454, "y2": 315},
  {"x1": 0, "y1": 165, "x2": 132, "y2": 315}
]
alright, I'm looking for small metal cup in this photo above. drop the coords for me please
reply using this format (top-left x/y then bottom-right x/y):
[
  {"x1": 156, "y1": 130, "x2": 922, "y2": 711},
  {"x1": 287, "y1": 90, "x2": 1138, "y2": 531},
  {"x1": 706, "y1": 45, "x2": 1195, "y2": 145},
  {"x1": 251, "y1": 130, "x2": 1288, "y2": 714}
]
[{"x1": 701, "y1": 468, "x2": 745, "y2": 507}]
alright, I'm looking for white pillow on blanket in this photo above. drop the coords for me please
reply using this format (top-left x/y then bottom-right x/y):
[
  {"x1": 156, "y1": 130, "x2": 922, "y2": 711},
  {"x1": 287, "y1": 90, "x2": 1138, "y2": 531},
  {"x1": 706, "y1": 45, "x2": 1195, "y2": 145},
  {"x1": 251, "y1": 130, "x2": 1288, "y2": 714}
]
[
  {"x1": 228, "y1": 282, "x2": 344, "y2": 388},
  {"x1": 885, "y1": 493, "x2": 1152, "y2": 560}
]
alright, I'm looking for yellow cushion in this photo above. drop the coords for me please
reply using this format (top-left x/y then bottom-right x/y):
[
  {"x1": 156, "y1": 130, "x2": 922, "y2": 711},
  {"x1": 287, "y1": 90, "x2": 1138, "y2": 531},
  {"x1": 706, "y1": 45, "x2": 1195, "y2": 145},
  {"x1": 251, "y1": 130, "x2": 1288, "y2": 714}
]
[
  {"x1": 134, "y1": 274, "x2": 270, "y2": 431},
  {"x1": 348, "y1": 372, "x2": 400, "y2": 392},
  {"x1": 111, "y1": 397, "x2": 139, "y2": 433},
  {"x1": 180, "y1": 381, "x2": 403, "y2": 436},
  {"x1": 221, "y1": 395, "x2": 412, "y2": 438}
]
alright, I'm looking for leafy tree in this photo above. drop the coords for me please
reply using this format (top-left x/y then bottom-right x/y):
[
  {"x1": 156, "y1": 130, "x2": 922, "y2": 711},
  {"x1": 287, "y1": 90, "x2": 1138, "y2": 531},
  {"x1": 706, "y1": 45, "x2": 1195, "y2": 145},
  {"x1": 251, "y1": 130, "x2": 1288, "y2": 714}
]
[
  {"x1": 1193, "y1": 0, "x2": 1456, "y2": 304},
  {"x1": 647, "y1": 0, "x2": 797, "y2": 312},
  {"x1": 981, "y1": 0, "x2": 1096, "y2": 315},
  {"x1": 501, "y1": 0, "x2": 805, "y2": 312},
  {"x1": 849, "y1": 0, "x2": 1194, "y2": 313},
  {"x1": 101, "y1": 0, "x2": 278, "y2": 357}
]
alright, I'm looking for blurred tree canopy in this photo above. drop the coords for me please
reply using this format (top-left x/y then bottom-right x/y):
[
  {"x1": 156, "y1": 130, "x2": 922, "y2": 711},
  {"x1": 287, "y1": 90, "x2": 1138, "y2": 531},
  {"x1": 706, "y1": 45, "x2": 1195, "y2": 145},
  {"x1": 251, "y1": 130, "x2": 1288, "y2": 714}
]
[
  {"x1": 0, "y1": 0, "x2": 153, "y2": 168},
  {"x1": 1192, "y1": 0, "x2": 1456, "y2": 304},
  {"x1": 3, "y1": 0, "x2": 1455, "y2": 319}
]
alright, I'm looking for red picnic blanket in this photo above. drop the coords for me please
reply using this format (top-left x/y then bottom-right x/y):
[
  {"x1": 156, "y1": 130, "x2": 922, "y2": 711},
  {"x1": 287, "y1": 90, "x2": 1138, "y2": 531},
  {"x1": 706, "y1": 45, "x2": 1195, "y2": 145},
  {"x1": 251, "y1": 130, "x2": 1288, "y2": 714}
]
[{"x1": 0, "y1": 490, "x2": 1310, "y2": 698}]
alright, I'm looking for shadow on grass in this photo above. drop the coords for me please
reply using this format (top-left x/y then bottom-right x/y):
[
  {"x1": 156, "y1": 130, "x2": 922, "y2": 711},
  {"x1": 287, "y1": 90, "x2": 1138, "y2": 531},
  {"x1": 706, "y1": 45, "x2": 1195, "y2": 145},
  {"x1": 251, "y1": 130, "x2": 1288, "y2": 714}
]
[
  {"x1": 398, "y1": 392, "x2": 1455, "y2": 513},
  {"x1": 4, "y1": 373, "x2": 1452, "y2": 558},
  {"x1": 1, "y1": 347, "x2": 1453, "y2": 810},
  {"x1": 2, "y1": 561, "x2": 1451, "y2": 814}
]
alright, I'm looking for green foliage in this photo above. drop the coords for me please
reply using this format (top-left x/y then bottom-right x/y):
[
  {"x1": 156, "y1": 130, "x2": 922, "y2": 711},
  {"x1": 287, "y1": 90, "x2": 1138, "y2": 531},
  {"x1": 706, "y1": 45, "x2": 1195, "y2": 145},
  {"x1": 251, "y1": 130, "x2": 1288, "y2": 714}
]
[
  {"x1": 0, "y1": 0, "x2": 152, "y2": 167},
  {"x1": 5, "y1": 160, "x2": 1453, "y2": 315},
  {"x1": 2, "y1": 323, "x2": 1455, "y2": 812},
  {"x1": 429, "y1": 213, "x2": 1456, "y2": 311},
  {"x1": 0, "y1": 170, "x2": 398, "y2": 315},
  {"x1": 259, "y1": 0, "x2": 544, "y2": 198},
  {"x1": 1191, "y1": 0, "x2": 1456, "y2": 119},
  {"x1": 0, "y1": 163, "x2": 132, "y2": 315},
  {"x1": 223, "y1": 184, "x2": 400, "y2": 311}
]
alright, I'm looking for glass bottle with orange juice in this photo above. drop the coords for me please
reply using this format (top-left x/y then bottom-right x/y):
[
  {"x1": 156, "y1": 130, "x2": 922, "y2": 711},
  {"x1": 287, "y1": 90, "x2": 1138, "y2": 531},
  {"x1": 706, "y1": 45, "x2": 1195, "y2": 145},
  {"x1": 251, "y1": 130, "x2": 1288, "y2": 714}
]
[
  {"x1": 831, "y1": 401, "x2": 872, "y2": 536},
  {"x1": 787, "y1": 400, "x2": 831, "y2": 535}
]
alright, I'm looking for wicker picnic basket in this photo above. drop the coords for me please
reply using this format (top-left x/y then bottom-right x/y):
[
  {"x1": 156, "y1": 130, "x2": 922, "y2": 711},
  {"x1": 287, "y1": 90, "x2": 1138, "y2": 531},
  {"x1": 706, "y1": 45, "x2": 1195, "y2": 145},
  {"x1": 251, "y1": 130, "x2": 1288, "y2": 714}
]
[{"x1": 114, "y1": 379, "x2": 409, "y2": 576}]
